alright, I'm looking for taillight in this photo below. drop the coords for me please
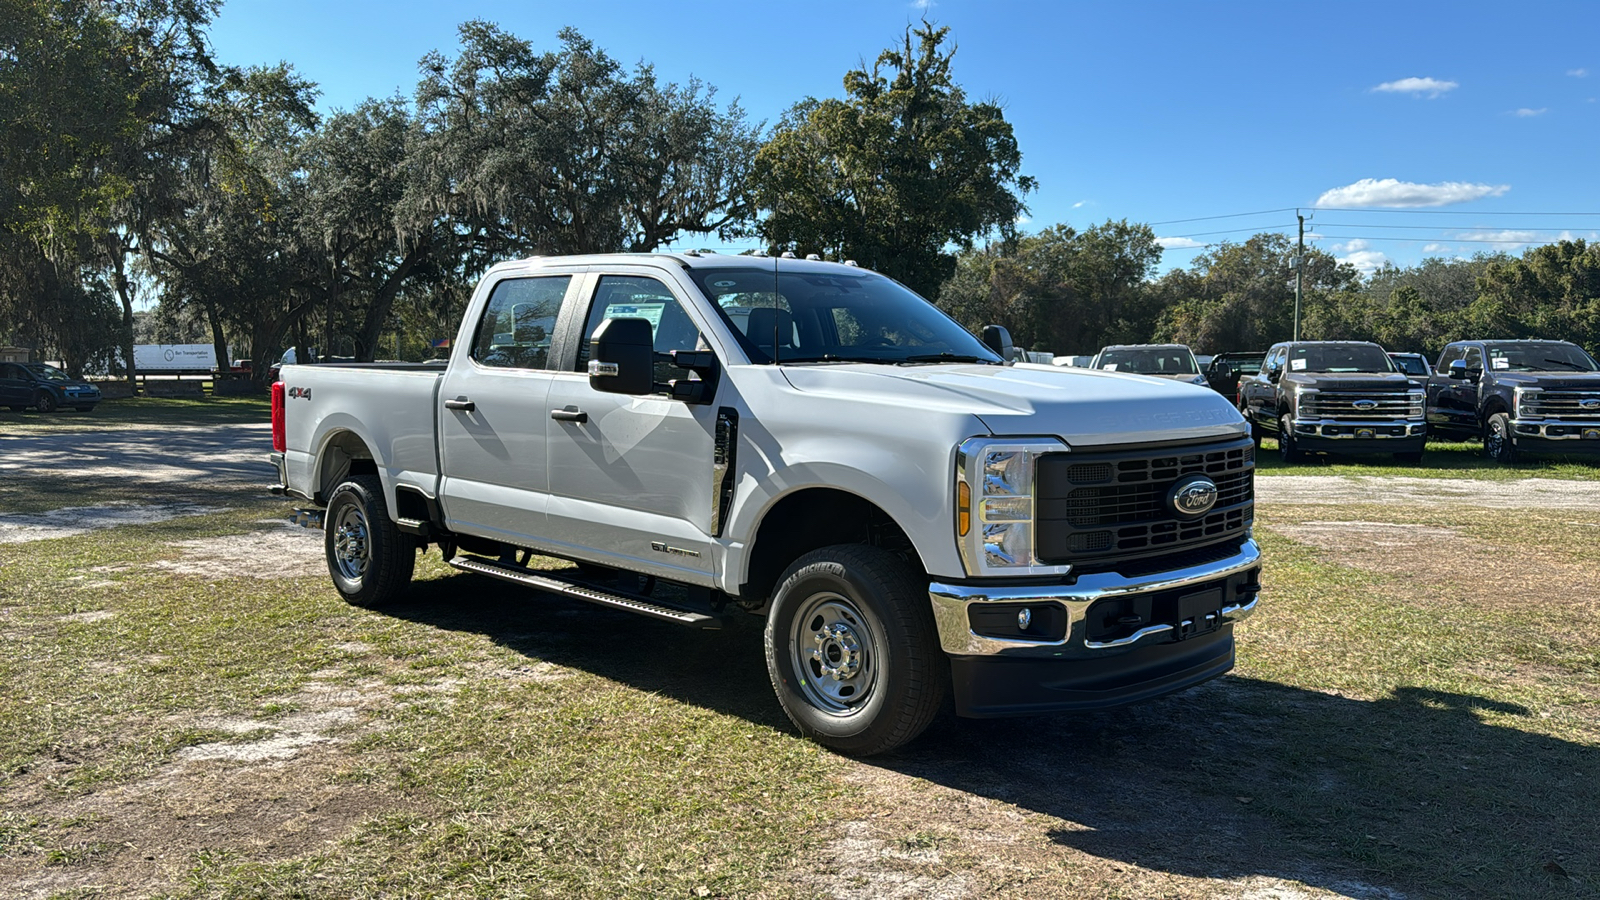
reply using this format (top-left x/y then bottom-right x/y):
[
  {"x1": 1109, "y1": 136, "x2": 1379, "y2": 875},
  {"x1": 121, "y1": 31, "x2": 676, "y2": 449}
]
[{"x1": 271, "y1": 381, "x2": 286, "y2": 452}]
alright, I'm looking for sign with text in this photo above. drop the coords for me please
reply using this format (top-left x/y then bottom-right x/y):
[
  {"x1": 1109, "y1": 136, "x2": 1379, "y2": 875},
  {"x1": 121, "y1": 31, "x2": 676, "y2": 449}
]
[{"x1": 130, "y1": 344, "x2": 220, "y2": 372}]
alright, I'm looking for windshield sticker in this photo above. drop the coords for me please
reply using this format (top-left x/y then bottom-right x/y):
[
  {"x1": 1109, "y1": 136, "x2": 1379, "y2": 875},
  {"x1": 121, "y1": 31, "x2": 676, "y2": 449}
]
[
  {"x1": 1290, "y1": 358, "x2": 1308, "y2": 371},
  {"x1": 1492, "y1": 357, "x2": 1510, "y2": 370},
  {"x1": 604, "y1": 302, "x2": 665, "y2": 337},
  {"x1": 1103, "y1": 363, "x2": 1117, "y2": 371}
]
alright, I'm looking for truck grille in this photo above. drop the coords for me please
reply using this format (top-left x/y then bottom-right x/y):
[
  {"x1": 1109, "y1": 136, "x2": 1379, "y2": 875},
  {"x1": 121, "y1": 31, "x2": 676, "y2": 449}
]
[
  {"x1": 1522, "y1": 390, "x2": 1600, "y2": 421},
  {"x1": 1035, "y1": 436, "x2": 1254, "y2": 568},
  {"x1": 1298, "y1": 391, "x2": 1421, "y2": 420}
]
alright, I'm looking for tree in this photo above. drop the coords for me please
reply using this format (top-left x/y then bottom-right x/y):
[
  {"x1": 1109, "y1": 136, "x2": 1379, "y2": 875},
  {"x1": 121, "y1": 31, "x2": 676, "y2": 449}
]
[
  {"x1": 405, "y1": 23, "x2": 759, "y2": 264},
  {"x1": 750, "y1": 22, "x2": 1035, "y2": 299},
  {"x1": 1468, "y1": 240, "x2": 1600, "y2": 354},
  {"x1": 939, "y1": 221, "x2": 1162, "y2": 354}
]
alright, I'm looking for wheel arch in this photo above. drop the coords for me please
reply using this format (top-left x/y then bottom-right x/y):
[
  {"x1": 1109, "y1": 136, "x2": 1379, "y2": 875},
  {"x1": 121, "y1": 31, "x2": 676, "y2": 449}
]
[
  {"x1": 312, "y1": 428, "x2": 380, "y2": 504},
  {"x1": 738, "y1": 486, "x2": 925, "y2": 610}
]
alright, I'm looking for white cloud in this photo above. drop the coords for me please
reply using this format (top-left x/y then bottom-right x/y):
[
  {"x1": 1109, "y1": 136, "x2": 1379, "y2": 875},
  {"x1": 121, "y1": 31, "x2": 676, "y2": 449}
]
[
  {"x1": 911, "y1": 0, "x2": 933, "y2": 7},
  {"x1": 1422, "y1": 243, "x2": 1450, "y2": 253},
  {"x1": 1014, "y1": 215, "x2": 1031, "y2": 225},
  {"x1": 1372, "y1": 76, "x2": 1458, "y2": 98},
  {"x1": 1341, "y1": 249, "x2": 1388, "y2": 274},
  {"x1": 1569, "y1": 68, "x2": 1588, "y2": 77},
  {"x1": 1454, "y1": 230, "x2": 1540, "y2": 247},
  {"x1": 1156, "y1": 237, "x2": 1205, "y2": 250},
  {"x1": 1071, "y1": 200, "x2": 1089, "y2": 209},
  {"x1": 1303, "y1": 232, "x2": 1327, "y2": 241},
  {"x1": 1314, "y1": 178, "x2": 1509, "y2": 208},
  {"x1": 1512, "y1": 107, "x2": 1548, "y2": 117}
]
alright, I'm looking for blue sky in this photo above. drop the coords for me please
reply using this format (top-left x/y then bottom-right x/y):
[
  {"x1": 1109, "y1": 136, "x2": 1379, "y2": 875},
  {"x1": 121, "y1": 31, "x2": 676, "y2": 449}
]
[{"x1": 208, "y1": 0, "x2": 1600, "y2": 275}]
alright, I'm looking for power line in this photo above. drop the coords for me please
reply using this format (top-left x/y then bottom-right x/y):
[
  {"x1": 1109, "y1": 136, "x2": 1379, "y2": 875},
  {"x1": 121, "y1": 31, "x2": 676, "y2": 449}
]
[
  {"x1": 1309, "y1": 206, "x2": 1600, "y2": 216},
  {"x1": 1165, "y1": 224, "x2": 1297, "y2": 239},
  {"x1": 1316, "y1": 221, "x2": 1600, "y2": 232},
  {"x1": 1147, "y1": 208, "x2": 1297, "y2": 226},
  {"x1": 1311, "y1": 235, "x2": 1574, "y2": 245}
]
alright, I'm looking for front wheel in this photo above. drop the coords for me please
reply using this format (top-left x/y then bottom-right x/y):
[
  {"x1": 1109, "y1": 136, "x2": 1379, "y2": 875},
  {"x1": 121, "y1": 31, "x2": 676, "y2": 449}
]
[
  {"x1": 1278, "y1": 414, "x2": 1303, "y2": 463},
  {"x1": 35, "y1": 390, "x2": 57, "y2": 413},
  {"x1": 324, "y1": 474, "x2": 415, "y2": 607},
  {"x1": 1484, "y1": 412, "x2": 1517, "y2": 464},
  {"x1": 764, "y1": 544, "x2": 945, "y2": 756}
]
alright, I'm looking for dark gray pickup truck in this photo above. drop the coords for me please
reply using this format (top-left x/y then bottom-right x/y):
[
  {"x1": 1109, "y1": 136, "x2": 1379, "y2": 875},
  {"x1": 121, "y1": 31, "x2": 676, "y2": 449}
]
[
  {"x1": 1426, "y1": 339, "x2": 1600, "y2": 462},
  {"x1": 1241, "y1": 341, "x2": 1426, "y2": 463}
]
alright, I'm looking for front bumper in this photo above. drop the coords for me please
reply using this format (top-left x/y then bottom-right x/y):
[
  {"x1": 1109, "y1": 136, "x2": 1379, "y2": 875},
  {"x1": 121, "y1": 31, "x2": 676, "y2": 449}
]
[
  {"x1": 1510, "y1": 419, "x2": 1600, "y2": 455},
  {"x1": 1290, "y1": 418, "x2": 1425, "y2": 454},
  {"x1": 929, "y1": 540, "x2": 1261, "y2": 716}
]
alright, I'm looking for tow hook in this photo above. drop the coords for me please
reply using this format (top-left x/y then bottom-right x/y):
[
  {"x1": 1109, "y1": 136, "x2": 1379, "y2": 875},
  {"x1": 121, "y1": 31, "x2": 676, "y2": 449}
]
[{"x1": 290, "y1": 508, "x2": 325, "y2": 530}]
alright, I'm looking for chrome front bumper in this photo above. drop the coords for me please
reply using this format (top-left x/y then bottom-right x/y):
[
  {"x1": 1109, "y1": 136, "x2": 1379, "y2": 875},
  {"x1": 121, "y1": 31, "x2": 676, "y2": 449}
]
[
  {"x1": 928, "y1": 540, "x2": 1261, "y2": 658},
  {"x1": 1512, "y1": 418, "x2": 1600, "y2": 440},
  {"x1": 1290, "y1": 418, "x2": 1425, "y2": 439}
]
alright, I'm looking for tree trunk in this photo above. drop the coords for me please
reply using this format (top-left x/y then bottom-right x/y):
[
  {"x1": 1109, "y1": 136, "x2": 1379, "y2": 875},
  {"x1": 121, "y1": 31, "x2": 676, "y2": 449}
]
[
  {"x1": 355, "y1": 241, "x2": 429, "y2": 362},
  {"x1": 109, "y1": 239, "x2": 139, "y2": 391}
]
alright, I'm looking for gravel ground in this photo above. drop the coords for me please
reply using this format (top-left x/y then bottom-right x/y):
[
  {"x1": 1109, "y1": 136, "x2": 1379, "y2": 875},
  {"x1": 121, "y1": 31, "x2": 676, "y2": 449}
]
[
  {"x1": 0, "y1": 422, "x2": 273, "y2": 485},
  {"x1": 1256, "y1": 474, "x2": 1598, "y2": 509}
]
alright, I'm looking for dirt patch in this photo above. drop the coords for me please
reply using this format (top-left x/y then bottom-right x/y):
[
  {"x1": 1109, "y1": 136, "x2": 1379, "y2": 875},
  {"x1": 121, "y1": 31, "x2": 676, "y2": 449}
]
[
  {"x1": 1257, "y1": 475, "x2": 1595, "y2": 509},
  {"x1": 0, "y1": 502, "x2": 215, "y2": 544},
  {"x1": 146, "y1": 519, "x2": 323, "y2": 580}
]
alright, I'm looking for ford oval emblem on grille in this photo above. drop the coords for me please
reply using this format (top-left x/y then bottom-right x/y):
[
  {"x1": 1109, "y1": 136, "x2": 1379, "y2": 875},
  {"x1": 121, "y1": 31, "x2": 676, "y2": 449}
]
[
  {"x1": 1581, "y1": 398, "x2": 1600, "y2": 410},
  {"x1": 1168, "y1": 474, "x2": 1219, "y2": 519},
  {"x1": 1353, "y1": 399, "x2": 1379, "y2": 411}
]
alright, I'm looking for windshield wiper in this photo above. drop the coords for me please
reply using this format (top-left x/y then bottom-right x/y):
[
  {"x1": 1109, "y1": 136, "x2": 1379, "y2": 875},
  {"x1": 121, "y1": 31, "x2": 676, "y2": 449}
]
[
  {"x1": 776, "y1": 354, "x2": 888, "y2": 364},
  {"x1": 899, "y1": 353, "x2": 1000, "y2": 365},
  {"x1": 1541, "y1": 358, "x2": 1591, "y2": 371}
]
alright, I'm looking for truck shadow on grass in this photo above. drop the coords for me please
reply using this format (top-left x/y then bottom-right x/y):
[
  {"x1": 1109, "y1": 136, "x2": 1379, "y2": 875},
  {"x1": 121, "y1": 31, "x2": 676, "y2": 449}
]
[{"x1": 387, "y1": 576, "x2": 1596, "y2": 899}]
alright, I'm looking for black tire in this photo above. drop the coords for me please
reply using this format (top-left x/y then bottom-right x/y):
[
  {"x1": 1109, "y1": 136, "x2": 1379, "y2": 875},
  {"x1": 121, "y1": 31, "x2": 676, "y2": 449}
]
[
  {"x1": 1484, "y1": 411, "x2": 1517, "y2": 464},
  {"x1": 1249, "y1": 412, "x2": 1263, "y2": 448},
  {"x1": 1278, "y1": 414, "x2": 1303, "y2": 463},
  {"x1": 764, "y1": 544, "x2": 945, "y2": 756},
  {"x1": 324, "y1": 474, "x2": 415, "y2": 607},
  {"x1": 1393, "y1": 451, "x2": 1423, "y2": 464},
  {"x1": 35, "y1": 390, "x2": 57, "y2": 413}
]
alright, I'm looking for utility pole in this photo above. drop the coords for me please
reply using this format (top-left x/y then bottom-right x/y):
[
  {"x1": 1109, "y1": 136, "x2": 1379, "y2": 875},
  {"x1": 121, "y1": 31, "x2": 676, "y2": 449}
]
[{"x1": 1293, "y1": 211, "x2": 1305, "y2": 342}]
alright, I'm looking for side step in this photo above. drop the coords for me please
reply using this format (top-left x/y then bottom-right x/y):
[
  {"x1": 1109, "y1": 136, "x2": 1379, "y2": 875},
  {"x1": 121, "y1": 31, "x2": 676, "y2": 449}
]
[{"x1": 448, "y1": 556, "x2": 722, "y2": 629}]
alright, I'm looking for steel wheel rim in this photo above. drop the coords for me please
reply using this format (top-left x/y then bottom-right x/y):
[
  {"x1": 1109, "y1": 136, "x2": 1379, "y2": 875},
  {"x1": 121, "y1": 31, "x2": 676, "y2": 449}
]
[
  {"x1": 791, "y1": 591, "x2": 878, "y2": 714},
  {"x1": 331, "y1": 502, "x2": 370, "y2": 582}
]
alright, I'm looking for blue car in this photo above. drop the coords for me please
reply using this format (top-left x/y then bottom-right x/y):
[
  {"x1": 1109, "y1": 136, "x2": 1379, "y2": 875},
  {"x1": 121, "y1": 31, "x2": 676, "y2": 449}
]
[{"x1": 0, "y1": 362, "x2": 101, "y2": 412}]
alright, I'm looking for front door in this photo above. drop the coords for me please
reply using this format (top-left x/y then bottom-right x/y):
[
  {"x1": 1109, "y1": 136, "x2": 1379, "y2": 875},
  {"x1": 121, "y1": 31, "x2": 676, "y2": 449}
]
[
  {"x1": 0, "y1": 364, "x2": 24, "y2": 406},
  {"x1": 542, "y1": 272, "x2": 719, "y2": 584},
  {"x1": 438, "y1": 273, "x2": 578, "y2": 545}
]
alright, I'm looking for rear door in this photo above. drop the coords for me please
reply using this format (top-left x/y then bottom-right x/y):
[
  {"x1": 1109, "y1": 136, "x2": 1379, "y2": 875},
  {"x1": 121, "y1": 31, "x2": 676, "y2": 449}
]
[
  {"x1": 541, "y1": 269, "x2": 722, "y2": 584},
  {"x1": 437, "y1": 271, "x2": 583, "y2": 545},
  {"x1": 0, "y1": 364, "x2": 23, "y2": 406}
]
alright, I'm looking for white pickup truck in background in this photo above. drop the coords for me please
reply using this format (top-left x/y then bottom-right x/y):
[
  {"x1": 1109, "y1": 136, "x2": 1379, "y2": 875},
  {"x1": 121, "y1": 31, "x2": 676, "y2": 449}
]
[{"x1": 269, "y1": 252, "x2": 1261, "y2": 755}]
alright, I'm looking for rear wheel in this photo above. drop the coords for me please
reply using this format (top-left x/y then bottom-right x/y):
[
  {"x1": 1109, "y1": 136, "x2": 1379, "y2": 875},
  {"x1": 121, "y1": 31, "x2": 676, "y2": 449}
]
[
  {"x1": 35, "y1": 390, "x2": 57, "y2": 413},
  {"x1": 324, "y1": 474, "x2": 415, "y2": 607},
  {"x1": 765, "y1": 544, "x2": 945, "y2": 756},
  {"x1": 1278, "y1": 414, "x2": 1303, "y2": 463},
  {"x1": 1484, "y1": 411, "x2": 1517, "y2": 464}
]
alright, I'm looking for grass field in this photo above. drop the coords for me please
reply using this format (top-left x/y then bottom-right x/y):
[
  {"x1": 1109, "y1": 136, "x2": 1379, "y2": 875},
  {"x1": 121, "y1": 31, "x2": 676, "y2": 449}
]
[
  {"x1": 2, "y1": 401, "x2": 1597, "y2": 898},
  {"x1": 0, "y1": 397, "x2": 270, "y2": 434}
]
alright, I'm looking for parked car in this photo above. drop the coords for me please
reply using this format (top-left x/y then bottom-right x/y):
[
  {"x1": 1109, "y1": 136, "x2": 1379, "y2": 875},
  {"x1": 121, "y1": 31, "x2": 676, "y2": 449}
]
[
  {"x1": 1241, "y1": 341, "x2": 1425, "y2": 463},
  {"x1": 1203, "y1": 351, "x2": 1267, "y2": 404},
  {"x1": 1089, "y1": 343, "x2": 1209, "y2": 386},
  {"x1": 1388, "y1": 352, "x2": 1431, "y2": 376},
  {"x1": 0, "y1": 362, "x2": 101, "y2": 412},
  {"x1": 1425, "y1": 339, "x2": 1600, "y2": 462},
  {"x1": 270, "y1": 252, "x2": 1261, "y2": 756}
]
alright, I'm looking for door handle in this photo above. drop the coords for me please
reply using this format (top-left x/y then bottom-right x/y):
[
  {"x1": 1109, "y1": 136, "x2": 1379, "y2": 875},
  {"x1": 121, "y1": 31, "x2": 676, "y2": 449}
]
[
  {"x1": 550, "y1": 406, "x2": 588, "y2": 423},
  {"x1": 444, "y1": 398, "x2": 475, "y2": 412}
]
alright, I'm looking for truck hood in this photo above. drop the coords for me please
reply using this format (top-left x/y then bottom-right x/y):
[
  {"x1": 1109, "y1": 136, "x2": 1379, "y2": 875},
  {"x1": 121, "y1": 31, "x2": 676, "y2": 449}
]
[
  {"x1": 1492, "y1": 371, "x2": 1600, "y2": 390},
  {"x1": 779, "y1": 362, "x2": 1246, "y2": 447},
  {"x1": 1283, "y1": 372, "x2": 1419, "y2": 391}
]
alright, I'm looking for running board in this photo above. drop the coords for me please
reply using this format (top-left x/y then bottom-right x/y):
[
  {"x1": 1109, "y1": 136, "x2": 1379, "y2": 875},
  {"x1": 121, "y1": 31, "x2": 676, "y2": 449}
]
[{"x1": 448, "y1": 556, "x2": 722, "y2": 629}]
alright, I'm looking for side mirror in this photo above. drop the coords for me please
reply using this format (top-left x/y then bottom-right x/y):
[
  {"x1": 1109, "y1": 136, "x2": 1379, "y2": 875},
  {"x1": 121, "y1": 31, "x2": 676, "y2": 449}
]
[
  {"x1": 587, "y1": 317, "x2": 655, "y2": 395},
  {"x1": 1447, "y1": 359, "x2": 1469, "y2": 380},
  {"x1": 1266, "y1": 367, "x2": 1282, "y2": 383},
  {"x1": 980, "y1": 325, "x2": 1014, "y2": 361}
]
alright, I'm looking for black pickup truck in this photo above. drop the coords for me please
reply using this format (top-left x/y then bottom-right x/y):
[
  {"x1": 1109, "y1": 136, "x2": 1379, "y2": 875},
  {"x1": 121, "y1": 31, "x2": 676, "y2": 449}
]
[
  {"x1": 1241, "y1": 341, "x2": 1426, "y2": 463},
  {"x1": 1204, "y1": 351, "x2": 1267, "y2": 406},
  {"x1": 1425, "y1": 339, "x2": 1600, "y2": 462}
]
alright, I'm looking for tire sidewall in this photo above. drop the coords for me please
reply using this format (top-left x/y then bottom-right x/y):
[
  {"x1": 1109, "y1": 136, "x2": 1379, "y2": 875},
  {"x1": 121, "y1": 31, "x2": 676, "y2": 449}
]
[
  {"x1": 1278, "y1": 414, "x2": 1297, "y2": 462},
  {"x1": 1485, "y1": 412, "x2": 1516, "y2": 463},
  {"x1": 36, "y1": 390, "x2": 56, "y2": 413},
  {"x1": 323, "y1": 476, "x2": 410, "y2": 606}
]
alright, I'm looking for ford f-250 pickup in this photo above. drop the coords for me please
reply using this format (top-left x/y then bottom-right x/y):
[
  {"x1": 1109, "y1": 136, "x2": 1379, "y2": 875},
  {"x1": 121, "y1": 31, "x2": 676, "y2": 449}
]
[
  {"x1": 1426, "y1": 339, "x2": 1600, "y2": 462},
  {"x1": 269, "y1": 252, "x2": 1261, "y2": 755},
  {"x1": 1241, "y1": 340, "x2": 1426, "y2": 463}
]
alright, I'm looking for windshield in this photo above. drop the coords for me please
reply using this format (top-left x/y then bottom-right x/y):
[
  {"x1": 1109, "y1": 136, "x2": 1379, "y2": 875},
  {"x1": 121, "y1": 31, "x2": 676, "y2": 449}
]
[
  {"x1": 1391, "y1": 355, "x2": 1429, "y2": 376},
  {"x1": 1482, "y1": 342, "x2": 1598, "y2": 372},
  {"x1": 688, "y1": 267, "x2": 1002, "y2": 365},
  {"x1": 1095, "y1": 347, "x2": 1198, "y2": 375},
  {"x1": 1287, "y1": 344, "x2": 1395, "y2": 374},
  {"x1": 23, "y1": 364, "x2": 70, "y2": 382}
]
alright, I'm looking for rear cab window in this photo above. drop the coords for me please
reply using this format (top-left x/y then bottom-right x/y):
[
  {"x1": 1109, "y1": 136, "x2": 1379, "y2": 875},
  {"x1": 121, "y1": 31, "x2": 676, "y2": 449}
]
[{"x1": 470, "y1": 276, "x2": 571, "y2": 370}]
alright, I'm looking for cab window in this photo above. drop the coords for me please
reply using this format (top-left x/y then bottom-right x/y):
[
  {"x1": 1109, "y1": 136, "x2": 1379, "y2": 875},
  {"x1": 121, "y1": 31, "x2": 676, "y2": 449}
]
[
  {"x1": 1436, "y1": 345, "x2": 1464, "y2": 374},
  {"x1": 578, "y1": 275, "x2": 704, "y2": 387},
  {"x1": 471, "y1": 276, "x2": 571, "y2": 370},
  {"x1": 1463, "y1": 346, "x2": 1484, "y2": 372}
]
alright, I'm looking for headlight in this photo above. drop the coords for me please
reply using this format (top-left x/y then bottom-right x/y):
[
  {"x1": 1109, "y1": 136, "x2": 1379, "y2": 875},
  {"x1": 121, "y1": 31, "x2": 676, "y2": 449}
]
[
  {"x1": 1515, "y1": 387, "x2": 1542, "y2": 419},
  {"x1": 955, "y1": 437, "x2": 1071, "y2": 578},
  {"x1": 1408, "y1": 390, "x2": 1425, "y2": 418},
  {"x1": 1293, "y1": 385, "x2": 1318, "y2": 417}
]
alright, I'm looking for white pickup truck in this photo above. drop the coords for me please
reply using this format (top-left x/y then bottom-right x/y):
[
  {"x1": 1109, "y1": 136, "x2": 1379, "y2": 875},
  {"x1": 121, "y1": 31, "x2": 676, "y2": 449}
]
[{"x1": 269, "y1": 252, "x2": 1261, "y2": 755}]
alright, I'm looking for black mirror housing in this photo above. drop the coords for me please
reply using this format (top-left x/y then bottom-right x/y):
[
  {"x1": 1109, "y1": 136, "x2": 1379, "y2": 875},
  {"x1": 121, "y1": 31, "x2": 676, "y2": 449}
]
[
  {"x1": 588, "y1": 317, "x2": 655, "y2": 395},
  {"x1": 981, "y1": 325, "x2": 1014, "y2": 361}
]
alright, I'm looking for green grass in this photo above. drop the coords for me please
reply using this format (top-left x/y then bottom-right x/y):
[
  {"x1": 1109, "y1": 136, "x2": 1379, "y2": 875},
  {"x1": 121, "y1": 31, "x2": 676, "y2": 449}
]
[
  {"x1": 0, "y1": 395, "x2": 269, "y2": 432},
  {"x1": 1256, "y1": 437, "x2": 1600, "y2": 480}
]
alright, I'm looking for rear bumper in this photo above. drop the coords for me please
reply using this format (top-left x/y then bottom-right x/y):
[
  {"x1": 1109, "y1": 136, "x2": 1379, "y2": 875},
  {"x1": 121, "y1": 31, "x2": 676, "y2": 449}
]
[{"x1": 929, "y1": 540, "x2": 1261, "y2": 717}]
